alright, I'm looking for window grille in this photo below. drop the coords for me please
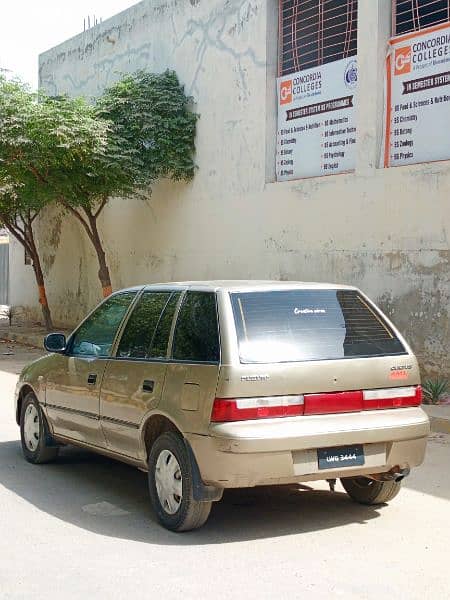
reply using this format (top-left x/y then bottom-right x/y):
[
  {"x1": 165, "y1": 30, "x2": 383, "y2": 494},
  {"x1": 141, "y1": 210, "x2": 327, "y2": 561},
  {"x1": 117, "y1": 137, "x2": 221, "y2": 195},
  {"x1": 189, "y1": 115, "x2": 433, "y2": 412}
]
[
  {"x1": 278, "y1": 0, "x2": 358, "y2": 76},
  {"x1": 394, "y1": 0, "x2": 450, "y2": 35}
]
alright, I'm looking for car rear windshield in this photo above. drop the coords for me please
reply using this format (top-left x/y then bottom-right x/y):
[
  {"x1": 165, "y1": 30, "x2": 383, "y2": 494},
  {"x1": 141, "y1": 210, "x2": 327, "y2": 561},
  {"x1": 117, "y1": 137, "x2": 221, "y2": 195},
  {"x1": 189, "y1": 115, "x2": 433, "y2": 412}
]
[{"x1": 230, "y1": 289, "x2": 406, "y2": 364}]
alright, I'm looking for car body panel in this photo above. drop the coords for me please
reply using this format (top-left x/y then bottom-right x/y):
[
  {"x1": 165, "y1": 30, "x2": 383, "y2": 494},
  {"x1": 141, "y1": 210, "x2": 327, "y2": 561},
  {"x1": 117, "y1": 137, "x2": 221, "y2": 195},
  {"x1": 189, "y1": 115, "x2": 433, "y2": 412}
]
[
  {"x1": 100, "y1": 359, "x2": 168, "y2": 458},
  {"x1": 187, "y1": 436, "x2": 427, "y2": 488},
  {"x1": 206, "y1": 407, "x2": 429, "y2": 452},
  {"x1": 215, "y1": 355, "x2": 420, "y2": 399},
  {"x1": 45, "y1": 354, "x2": 108, "y2": 446},
  {"x1": 160, "y1": 363, "x2": 220, "y2": 435},
  {"x1": 187, "y1": 407, "x2": 429, "y2": 487},
  {"x1": 14, "y1": 354, "x2": 50, "y2": 420}
]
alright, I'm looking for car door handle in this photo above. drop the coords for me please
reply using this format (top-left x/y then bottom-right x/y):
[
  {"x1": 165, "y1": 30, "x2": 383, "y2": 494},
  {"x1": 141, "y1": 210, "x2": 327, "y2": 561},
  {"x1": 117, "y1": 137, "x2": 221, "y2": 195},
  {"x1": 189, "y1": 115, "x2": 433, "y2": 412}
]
[
  {"x1": 142, "y1": 380, "x2": 155, "y2": 393},
  {"x1": 87, "y1": 373, "x2": 97, "y2": 385}
]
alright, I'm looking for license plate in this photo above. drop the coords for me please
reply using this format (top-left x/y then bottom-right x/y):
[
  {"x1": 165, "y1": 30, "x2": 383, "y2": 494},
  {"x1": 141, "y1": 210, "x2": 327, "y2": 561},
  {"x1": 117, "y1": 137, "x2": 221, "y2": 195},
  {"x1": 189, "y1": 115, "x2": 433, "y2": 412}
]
[{"x1": 317, "y1": 445, "x2": 365, "y2": 470}]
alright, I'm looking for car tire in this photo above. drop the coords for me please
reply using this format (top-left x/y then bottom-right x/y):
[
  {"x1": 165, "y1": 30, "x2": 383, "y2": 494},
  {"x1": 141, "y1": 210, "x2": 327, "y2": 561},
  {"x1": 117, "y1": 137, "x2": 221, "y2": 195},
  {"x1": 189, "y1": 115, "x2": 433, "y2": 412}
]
[
  {"x1": 20, "y1": 392, "x2": 59, "y2": 464},
  {"x1": 341, "y1": 476, "x2": 401, "y2": 505},
  {"x1": 148, "y1": 431, "x2": 212, "y2": 532}
]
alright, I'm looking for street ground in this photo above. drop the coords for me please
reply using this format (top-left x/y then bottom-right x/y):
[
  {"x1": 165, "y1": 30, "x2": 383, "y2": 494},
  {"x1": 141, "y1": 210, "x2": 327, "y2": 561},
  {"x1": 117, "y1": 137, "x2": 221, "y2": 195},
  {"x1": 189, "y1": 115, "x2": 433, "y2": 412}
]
[{"x1": 0, "y1": 340, "x2": 449, "y2": 600}]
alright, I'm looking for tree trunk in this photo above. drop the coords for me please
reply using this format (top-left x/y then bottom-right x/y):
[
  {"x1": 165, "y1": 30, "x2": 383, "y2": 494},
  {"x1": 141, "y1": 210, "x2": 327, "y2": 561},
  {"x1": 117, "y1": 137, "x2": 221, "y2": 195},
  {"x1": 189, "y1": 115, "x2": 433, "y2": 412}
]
[
  {"x1": 62, "y1": 201, "x2": 113, "y2": 298},
  {"x1": 23, "y1": 220, "x2": 54, "y2": 331},
  {"x1": 31, "y1": 256, "x2": 54, "y2": 331},
  {"x1": 87, "y1": 212, "x2": 112, "y2": 298},
  {"x1": 0, "y1": 214, "x2": 54, "y2": 331}
]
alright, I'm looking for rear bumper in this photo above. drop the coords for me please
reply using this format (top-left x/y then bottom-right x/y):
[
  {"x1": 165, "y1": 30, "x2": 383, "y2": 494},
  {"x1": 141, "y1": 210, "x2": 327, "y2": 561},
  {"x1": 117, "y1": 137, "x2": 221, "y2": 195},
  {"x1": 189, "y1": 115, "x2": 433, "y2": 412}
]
[{"x1": 186, "y1": 407, "x2": 430, "y2": 488}]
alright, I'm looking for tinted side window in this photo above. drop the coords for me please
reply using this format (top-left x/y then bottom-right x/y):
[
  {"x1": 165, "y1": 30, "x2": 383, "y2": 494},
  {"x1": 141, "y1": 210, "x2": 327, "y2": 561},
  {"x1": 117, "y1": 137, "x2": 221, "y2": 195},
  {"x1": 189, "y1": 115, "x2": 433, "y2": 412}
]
[
  {"x1": 71, "y1": 292, "x2": 136, "y2": 358},
  {"x1": 172, "y1": 292, "x2": 220, "y2": 363},
  {"x1": 117, "y1": 292, "x2": 172, "y2": 359},
  {"x1": 149, "y1": 292, "x2": 181, "y2": 359}
]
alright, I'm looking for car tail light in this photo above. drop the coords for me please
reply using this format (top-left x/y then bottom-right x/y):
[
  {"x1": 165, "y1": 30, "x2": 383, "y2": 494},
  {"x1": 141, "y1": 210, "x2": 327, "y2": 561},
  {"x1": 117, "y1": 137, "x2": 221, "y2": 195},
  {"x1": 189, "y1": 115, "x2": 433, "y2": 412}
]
[
  {"x1": 211, "y1": 396, "x2": 304, "y2": 422},
  {"x1": 211, "y1": 386, "x2": 422, "y2": 422},
  {"x1": 304, "y1": 391, "x2": 363, "y2": 415},
  {"x1": 363, "y1": 385, "x2": 422, "y2": 409},
  {"x1": 302, "y1": 386, "x2": 422, "y2": 414}
]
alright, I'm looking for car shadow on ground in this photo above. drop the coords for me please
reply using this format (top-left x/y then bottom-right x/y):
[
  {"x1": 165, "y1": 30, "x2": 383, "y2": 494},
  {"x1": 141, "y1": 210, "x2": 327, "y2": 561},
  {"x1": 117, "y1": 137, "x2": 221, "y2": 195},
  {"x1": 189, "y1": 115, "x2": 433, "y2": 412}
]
[{"x1": 0, "y1": 439, "x2": 385, "y2": 545}]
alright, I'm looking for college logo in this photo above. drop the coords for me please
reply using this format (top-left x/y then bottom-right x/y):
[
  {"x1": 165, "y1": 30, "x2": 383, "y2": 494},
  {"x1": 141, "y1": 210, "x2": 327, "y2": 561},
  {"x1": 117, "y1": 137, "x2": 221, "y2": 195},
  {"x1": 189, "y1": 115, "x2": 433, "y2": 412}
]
[
  {"x1": 394, "y1": 46, "x2": 412, "y2": 75},
  {"x1": 280, "y1": 79, "x2": 293, "y2": 105},
  {"x1": 344, "y1": 60, "x2": 358, "y2": 89}
]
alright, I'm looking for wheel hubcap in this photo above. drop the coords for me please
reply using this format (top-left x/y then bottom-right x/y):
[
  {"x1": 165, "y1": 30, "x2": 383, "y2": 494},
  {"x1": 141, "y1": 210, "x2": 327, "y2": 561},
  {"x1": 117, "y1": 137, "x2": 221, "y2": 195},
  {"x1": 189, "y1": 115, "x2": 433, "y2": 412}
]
[
  {"x1": 155, "y1": 450, "x2": 183, "y2": 515},
  {"x1": 23, "y1": 404, "x2": 40, "y2": 452}
]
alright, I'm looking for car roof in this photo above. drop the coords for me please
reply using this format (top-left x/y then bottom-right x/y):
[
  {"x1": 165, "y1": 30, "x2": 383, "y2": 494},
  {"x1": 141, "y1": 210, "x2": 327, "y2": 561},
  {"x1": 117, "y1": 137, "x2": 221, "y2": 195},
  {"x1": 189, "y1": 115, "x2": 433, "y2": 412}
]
[{"x1": 120, "y1": 280, "x2": 358, "y2": 293}]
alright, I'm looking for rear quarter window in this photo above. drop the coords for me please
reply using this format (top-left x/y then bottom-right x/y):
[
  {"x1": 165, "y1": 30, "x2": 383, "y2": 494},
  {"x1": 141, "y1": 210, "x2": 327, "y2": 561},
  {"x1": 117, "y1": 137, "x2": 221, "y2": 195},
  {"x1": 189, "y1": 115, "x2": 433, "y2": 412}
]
[
  {"x1": 230, "y1": 289, "x2": 406, "y2": 364},
  {"x1": 116, "y1": 291, "x2": 173, "y2": 359},
  {"x1": 172, "y1": 291, "x2": 220, "y2": 363}
]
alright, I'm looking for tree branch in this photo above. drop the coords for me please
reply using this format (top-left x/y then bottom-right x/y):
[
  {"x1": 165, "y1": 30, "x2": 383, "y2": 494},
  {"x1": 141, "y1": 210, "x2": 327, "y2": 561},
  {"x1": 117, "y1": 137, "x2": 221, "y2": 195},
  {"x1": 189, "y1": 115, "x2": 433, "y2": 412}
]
[
  {"x1": 82, "y1": 204, "x2": 95, "y2": 221},
  {"x1": 94, "y1": 196, "x2": 108, "y2": 219},
  {"x1": 28, "y1": 164, "x2": 48, "y2": 185},
  {"x1": 59, "y1": 199, "x2": 95, "y2": 243},
  {"x1": 0, "y1": 214, "x2": 33, "y2": 255}
]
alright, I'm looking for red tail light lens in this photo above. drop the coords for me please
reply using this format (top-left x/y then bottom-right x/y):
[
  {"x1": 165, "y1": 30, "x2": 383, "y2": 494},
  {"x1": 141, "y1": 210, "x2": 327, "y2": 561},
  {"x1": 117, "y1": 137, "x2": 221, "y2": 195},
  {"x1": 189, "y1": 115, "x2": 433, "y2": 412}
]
[
  {"x1": 363, "y1": 385, "x2": 422, "y2": 409},
  {"x1": 304, "y1": 391, "x2": 363, "y2": 415},
  {"x1": 303, "y1": 386, "x2": 422, "y2": 415},
  {"x1": 211, "y1": 396, "x2": 304, "y2": 422}
]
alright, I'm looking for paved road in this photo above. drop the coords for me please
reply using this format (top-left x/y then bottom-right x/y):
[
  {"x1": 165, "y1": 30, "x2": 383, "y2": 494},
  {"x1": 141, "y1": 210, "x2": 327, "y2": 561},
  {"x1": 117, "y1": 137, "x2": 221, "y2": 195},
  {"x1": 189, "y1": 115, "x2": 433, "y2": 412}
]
[{"x1": 0, "y1": 340, "x2": 449, "y2": 600}]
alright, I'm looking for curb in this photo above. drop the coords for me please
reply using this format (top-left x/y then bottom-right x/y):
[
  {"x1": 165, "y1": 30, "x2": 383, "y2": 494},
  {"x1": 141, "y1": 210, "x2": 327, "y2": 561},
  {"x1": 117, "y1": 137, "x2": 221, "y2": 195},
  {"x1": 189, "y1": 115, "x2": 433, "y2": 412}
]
[
  {"x1": 0, "y1": 328, "x2": 53, "y2": 350},
  {"x1": 422, "y1": 405, "x2": 450, "y2": 434},
  {"x1": 0, "y1": 327, "x2": 71, "y2": 351},
  {"x1": 428, "y1": 417, "x2": 450, "y2": 435},
  {"x1": 0, "y1": 331, "x2": 45, "y2": 350}
]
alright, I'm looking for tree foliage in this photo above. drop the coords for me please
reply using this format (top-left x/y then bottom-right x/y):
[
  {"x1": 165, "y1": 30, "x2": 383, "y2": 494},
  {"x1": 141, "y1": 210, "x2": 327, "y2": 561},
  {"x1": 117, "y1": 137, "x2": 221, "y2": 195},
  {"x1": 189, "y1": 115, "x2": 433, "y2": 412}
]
[
  {"x1": 96, "y1": 69, "x2": 198, "y2": 184},
  {"x1": 60, "y1": 69, "x2": 198, "y2": 297},
  {"x1": 0, "y1": 78, "x2": 109, "y2": 209},
  {"x1": 0, "y1": 76, "x2": 110, "y2": 328}
]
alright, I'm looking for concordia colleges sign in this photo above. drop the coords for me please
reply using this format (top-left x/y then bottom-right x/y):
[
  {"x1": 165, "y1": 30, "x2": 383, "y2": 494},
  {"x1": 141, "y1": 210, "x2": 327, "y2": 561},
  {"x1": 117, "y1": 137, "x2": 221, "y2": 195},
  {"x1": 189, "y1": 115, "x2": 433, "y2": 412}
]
[
  {"x1": 276, "y1": 57, "x2": 358, "y2": 181},
  {"x1": 384, "y1": 22, "x2": 450, "y2": 168}
]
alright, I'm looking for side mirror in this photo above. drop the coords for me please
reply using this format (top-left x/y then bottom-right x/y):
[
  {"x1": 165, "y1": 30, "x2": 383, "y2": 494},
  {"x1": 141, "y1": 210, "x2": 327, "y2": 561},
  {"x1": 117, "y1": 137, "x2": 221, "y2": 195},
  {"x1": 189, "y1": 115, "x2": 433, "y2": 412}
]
[{"x1": 44, "y1": 333, "x2": 67, "y2": 353}]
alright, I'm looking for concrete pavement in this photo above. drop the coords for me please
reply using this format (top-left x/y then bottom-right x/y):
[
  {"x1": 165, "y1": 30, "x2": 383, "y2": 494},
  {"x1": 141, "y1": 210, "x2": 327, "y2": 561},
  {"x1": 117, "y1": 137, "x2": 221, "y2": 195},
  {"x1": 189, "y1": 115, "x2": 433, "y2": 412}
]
[{"x1": 0, "y1": 340, "x2": 449, "y2": 600}]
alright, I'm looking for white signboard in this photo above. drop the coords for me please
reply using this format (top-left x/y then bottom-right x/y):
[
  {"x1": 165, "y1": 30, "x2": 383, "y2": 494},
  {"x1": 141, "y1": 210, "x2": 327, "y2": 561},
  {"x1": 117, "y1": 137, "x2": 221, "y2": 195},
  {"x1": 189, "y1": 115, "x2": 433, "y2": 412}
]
[
  {"x1": 384, "y1": 22, "x2": 450, "y2": 167},
  {"x1": 276, "y1": 57, "x2": 358, "y2": 181}
]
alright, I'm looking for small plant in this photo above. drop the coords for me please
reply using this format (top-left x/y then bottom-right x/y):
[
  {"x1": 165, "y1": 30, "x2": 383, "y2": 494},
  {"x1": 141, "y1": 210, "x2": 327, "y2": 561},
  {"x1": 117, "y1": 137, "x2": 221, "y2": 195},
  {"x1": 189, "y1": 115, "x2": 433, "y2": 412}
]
[{"x1": 422, "y1": 378, "x2": 449, "y2": 405}]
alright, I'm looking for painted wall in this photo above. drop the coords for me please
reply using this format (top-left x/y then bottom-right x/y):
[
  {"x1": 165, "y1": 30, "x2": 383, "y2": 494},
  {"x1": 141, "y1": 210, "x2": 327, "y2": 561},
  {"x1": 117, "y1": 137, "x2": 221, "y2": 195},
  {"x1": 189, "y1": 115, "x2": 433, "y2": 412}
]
[
  {"x1": 0, "y1": 239, "x2": 9, "y2": 305},
  {"x1": 10, "y1": 0, "x2": 449, "y2": 376}
]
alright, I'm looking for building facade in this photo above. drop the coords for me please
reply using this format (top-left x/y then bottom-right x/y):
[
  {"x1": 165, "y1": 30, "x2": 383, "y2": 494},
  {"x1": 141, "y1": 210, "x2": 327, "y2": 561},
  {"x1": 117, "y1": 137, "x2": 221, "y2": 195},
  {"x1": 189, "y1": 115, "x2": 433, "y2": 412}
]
[{"x1": 9, "y1": 0, "x2": 450, "y2": 375}]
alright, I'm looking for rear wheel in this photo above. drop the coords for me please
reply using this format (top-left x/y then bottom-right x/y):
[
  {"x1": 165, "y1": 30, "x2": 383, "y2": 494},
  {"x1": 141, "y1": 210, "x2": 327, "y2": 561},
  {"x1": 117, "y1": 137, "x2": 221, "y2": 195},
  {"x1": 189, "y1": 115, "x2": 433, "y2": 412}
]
[
  {"x1": 20, "y1": 393, "x2": 59, "y2": 464},
  {"x1": 148, "y1": 432, "x2": 212, "y2": 532},
  {"x1": 341, "y1": 476, "x2": 401, "y2": 505}
]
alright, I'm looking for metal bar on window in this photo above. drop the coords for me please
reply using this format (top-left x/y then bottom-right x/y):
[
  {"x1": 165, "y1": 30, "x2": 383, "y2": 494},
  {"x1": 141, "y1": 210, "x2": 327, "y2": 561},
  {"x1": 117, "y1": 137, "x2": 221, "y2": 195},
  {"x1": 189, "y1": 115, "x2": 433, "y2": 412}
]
[
  {"x1": 279, "y1": 0, "x2": 358, "y2": 76},
  {"x1": 293, "y1": 0, "x2": 300, "y2": 72},
  {"x1": 393, "y1": 0, "x2": 450, "y2": 35}
]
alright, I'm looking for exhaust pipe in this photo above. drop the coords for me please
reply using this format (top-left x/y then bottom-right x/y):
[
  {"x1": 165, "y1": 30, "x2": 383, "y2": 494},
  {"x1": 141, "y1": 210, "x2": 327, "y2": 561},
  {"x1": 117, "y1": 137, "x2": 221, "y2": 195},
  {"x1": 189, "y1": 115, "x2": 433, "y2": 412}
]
[{"x1": 368, "y1": 466, "x2": 410, "y2": 483}]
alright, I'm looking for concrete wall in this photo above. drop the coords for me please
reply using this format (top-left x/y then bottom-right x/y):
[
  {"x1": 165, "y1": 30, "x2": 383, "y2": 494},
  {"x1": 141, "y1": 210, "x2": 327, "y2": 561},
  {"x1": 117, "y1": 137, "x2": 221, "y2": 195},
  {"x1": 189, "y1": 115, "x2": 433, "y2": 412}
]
[{"x1": 10, "y1": 0, "x2": 450, "y2": 376}]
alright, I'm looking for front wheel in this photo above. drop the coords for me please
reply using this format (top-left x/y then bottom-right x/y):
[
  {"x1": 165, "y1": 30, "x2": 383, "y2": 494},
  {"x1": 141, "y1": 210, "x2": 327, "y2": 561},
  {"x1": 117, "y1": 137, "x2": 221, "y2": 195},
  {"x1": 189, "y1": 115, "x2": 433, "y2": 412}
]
[
  {"x1": 148, "y1": 432, "x2": 212, "y2": 532},
  {"x1": 20, "y1": 393, "x2": 59, "y2": 464},
  {"x1": 341, "y1": 476, "x2": 401, "y2": 505}
]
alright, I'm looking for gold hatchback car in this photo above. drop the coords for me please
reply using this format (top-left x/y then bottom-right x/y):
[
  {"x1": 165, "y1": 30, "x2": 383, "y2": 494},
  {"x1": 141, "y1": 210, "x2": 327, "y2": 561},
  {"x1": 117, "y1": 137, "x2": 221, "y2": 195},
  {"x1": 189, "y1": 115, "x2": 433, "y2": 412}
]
[{"x1": 15, "y1": 281, "x2": 429, "y2": 531}]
